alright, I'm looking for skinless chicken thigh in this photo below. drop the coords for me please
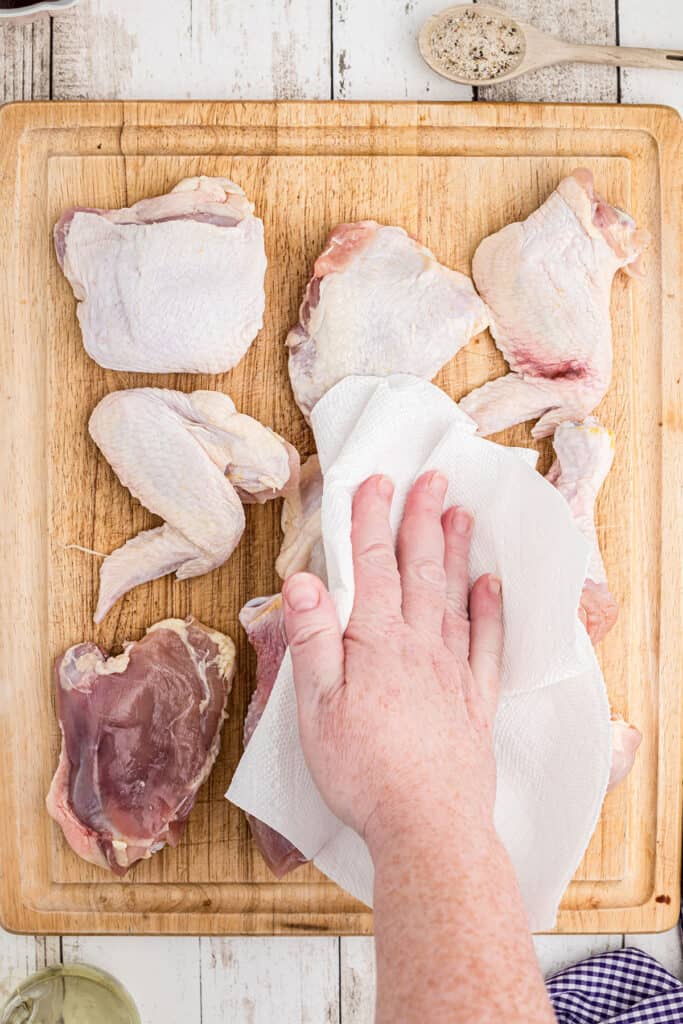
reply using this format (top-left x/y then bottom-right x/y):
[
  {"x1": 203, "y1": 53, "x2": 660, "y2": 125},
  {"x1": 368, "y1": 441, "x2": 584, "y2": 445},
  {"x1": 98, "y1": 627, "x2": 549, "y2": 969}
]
[
  {"x1": 89, "y1": 389, "x2": 298, "y2": 622},
  {"x1": 55, "y1": 176, "x2": 266, "y2": 374},
  {"x1": 545, "y1": 417, "x2": 618, "y2": 644},
  {"x1": 47, "y1": 618, "x2": 235, "y2": 874},
  {"x1": 239, "y1": 595, "x2": 308, "y2": 877},
  {"x1": 461, "y1": 169, "x2": 649, "y2": 438},
  {"x1": 287, "y1": 221, "x2": 489, "y2": 420}
]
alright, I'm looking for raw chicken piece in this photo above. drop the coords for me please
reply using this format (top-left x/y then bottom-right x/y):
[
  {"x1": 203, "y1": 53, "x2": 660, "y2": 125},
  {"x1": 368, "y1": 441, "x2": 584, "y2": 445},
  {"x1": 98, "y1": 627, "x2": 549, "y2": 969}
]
[
  {"x1": 276, "y1": 454, "x2": 326, "y2": 582},
  {"x1": 287, "y1": 221, "x2": 489, "y2": 420},
  {"x1": 461, "y1": 169, "x2": 649, "y2": 438},
  {"x1": 545, "y1": 418, "x2": 618, "y2": 644},
  {"x1": 55, "y1": 176, "x2": 266, "y2": 374},
  {"x1": 89, "y1": 388, "x2": 297, "y2": 622},
  {"x1": 239, "y1": 595, "x2": 308, "y2": 877},
  {"x1": 46, "y1": 618, "x2": 235, "y2": 875},
  {"x1": 607, "y1": 715, "x2": 642, "y2": 792}
]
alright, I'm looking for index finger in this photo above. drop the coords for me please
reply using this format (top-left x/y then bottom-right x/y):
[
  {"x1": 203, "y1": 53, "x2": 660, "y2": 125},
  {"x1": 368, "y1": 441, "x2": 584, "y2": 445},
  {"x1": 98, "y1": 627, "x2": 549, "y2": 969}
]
[{"x1": 348, "y1": 475, "x2": 403, "y2": 631}]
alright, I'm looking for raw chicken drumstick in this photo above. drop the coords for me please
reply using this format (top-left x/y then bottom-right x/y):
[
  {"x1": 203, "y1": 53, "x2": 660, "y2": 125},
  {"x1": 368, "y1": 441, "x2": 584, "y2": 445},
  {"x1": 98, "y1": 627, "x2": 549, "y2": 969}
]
[
  {"x1": 287, "y1": 221, "x2": 489, "y2": 420},
  {"x1": 89, "y1": 388, "x2": 298, "y2": 622},
  {"x1": 55, "y1": 176, "x2": 266, "y2": 374},
  {"x1": 239, "y1": 595, "x2": 309, "y2": 877},
  {"x1": 47, "y1": 618, "x2": 235, "y2": 874},
  {"x1": 460, "y1": 169, "x2": 649, "y2": 438},
  {"x1": 545, "y1": 417, "x2": 618, "y2": 645}
]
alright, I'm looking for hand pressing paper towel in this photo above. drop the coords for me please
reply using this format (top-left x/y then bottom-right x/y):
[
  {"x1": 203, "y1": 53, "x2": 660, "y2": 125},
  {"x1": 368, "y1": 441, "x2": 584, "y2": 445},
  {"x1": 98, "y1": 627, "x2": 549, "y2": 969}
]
[{"x1": 227, "y1": 374, "x2": 611, "y2": 930}]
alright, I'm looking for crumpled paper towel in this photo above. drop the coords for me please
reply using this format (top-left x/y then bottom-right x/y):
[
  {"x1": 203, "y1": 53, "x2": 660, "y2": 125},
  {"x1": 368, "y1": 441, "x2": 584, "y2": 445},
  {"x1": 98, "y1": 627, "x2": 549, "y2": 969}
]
[{"x1": 227, "y1": 374, "x2": 611, "y2": 930}]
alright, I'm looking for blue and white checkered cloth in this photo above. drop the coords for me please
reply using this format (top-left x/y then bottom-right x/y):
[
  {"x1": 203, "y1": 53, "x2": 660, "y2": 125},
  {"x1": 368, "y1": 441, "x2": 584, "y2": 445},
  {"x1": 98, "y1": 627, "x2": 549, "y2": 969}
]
[{"x1": 547, "y1": 947, "x2": 683, "y2": 1022}]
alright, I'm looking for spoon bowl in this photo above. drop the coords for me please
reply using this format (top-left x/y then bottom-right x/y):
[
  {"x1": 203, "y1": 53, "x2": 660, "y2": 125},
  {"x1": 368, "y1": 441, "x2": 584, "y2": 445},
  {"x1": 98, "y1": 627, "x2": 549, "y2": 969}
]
[{"x1": 419, "y1": 3, "x2": 683, "y2": 87}]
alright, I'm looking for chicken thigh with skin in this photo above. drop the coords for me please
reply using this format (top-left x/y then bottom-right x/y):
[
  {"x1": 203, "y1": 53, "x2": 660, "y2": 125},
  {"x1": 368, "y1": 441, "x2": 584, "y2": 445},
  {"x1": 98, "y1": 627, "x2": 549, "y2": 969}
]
[
  {"x1": 545, "y1": 418, "x2": 618, "y2": 644},
  {"x1": 55, "y1": 176, "x2": 266, "y2": 374},
  {"x1": 461, "y1": 169, "x2": 649, "y2": 438},
  {"x1": 287, "y1": 221, "x2": 489, "y2": 420},
  {"x1": 47, "y1": 618, "x2": 235, "y2": 875},
  {"x1": 89, "y1": 389, "x2": 297, "y2": 622}
]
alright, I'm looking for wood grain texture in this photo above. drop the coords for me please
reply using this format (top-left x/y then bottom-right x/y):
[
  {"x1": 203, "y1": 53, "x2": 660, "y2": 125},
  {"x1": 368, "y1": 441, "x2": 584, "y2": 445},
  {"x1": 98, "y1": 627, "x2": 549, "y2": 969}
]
[
  {"x1": 332, "y1": 0, "x2": 472, "y2": 100},
  {"x1": 476, "y1": 0, "x2": 618, "y2": 101},
  {"x1": 533, "y1": 934, "x2": 622, "y2": 978},
  {"x1": 0, "y1": 16, "x2": 50, "y2": 102},
  {"x1": 62, "y1": 936, "x2": 201, "y2": 1023},
  {"x1": 620, "y1": 0, "x2": 683, "y2": 113},
  {"x1": 0, "y1": 101, "x2": 680, "y2": 937},
  {"x1": 51, "y1": 0, "x2": 331, "y2": 100},
  {"x1": 199, "y1": 938, "x2": 340, "y2": 1023},
  {"x1": 340, "y1": 937, "x2": 376, "y2": 1023}
]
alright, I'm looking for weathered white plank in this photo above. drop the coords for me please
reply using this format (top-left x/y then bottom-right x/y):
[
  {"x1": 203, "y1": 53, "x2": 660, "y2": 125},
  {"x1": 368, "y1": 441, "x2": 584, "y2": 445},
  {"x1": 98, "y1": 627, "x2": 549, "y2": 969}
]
[
  {"x1": 61, "y1": 936, "x2": 201, "y2": 1024},
  {"x1": 340, "y1": 937, "x2": 375, "y2": 1023},
  {"x1": 0, "y1": 929, "x2": 60, "y2": 1006},
  {"x1": 200, "y1": 937, "x2": 340, "y2": 1024},
  {"x1": 534, "y1": 933, "x2": 622, "y2": 978},
  {"x1": 619, "y1": 0, "x2": 683, "y2": 114},
  {"x1": 0, "y1": 16, "x2": 50, "y2": 102},
  {"x1": 625, "y1": 927, "x2": 683, "y2": 980},
  {"x1": 477, "y1": 0, "x2": 618, "y2": 102},
  {"x1": 333, "y1": 0, "x2": 472, "y2": 100},
  {"x1": 52, "y1": 0, "x2": 331, "y2": 100}
]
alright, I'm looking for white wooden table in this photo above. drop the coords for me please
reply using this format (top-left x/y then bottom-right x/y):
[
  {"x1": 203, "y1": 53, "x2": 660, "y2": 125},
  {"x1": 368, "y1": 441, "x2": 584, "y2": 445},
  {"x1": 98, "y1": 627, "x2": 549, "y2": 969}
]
[{"x1": 1, "y1": 2, "x2": 682, "y2": 1021}]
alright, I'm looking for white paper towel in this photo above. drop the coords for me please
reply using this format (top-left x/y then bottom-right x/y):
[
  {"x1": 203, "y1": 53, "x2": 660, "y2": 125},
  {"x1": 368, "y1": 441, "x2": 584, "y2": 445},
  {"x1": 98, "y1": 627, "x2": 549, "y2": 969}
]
[{"x1": 227, "y1": 374, "x2": 612, "y2": 930}]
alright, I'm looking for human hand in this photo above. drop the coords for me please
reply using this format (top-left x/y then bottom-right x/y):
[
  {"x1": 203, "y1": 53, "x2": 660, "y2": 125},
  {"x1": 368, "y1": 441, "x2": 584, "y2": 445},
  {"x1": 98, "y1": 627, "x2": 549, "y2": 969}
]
[{"x1": 282, "y1": 471, "x2": 504, "y2": 858}]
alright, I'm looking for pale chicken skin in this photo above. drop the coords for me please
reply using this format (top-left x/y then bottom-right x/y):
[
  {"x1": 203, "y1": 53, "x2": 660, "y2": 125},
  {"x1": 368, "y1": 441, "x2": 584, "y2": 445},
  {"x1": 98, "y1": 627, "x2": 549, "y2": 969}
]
[
  {"x1": 89, "y1": 388, "x2": 297, "y2": 622},
  {"x1": 545, "y1": 418, "x2": 618, "y2": 644},
  {"x1": 55, "y1": 176, "x2": 266, "y2": 374},
  {"x1": 275, "y1": 453, "x2": 326, "y2": 583},
  {"x1": 239, "y1": 595, "x2": 308, "y2": 877},
  {"x1": 461, "y1": 169, "x2": 649, "y2": 438},
  {"x1": 47, "y1": 618, "x2": 235, "y2": 875},
  {"x1": 608, "y1": 715, "x2": 643, "y2": 792},
  {"x1": 287, "y1": 221, "x2": 489, "y2": 420}
]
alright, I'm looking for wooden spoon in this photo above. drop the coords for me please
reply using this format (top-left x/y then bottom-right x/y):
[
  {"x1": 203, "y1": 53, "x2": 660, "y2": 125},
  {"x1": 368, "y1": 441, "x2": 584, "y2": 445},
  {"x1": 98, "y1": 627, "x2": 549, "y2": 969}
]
[{"x1": 419, "y1": 3, "x2": 683, "y2": 86}]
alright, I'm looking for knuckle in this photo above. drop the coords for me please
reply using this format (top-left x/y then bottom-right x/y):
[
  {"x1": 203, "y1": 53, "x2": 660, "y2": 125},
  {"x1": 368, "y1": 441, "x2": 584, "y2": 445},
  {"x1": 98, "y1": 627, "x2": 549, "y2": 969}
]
[
  {"x1": 289, "y1": 620, "x2": 338, "y2": 652},
  {"x1": 408, "y1": 557, "x2": 447, "y2": 590},
  {"x1": 357, "y1": 541, "x2": 396, "y2": 573}
]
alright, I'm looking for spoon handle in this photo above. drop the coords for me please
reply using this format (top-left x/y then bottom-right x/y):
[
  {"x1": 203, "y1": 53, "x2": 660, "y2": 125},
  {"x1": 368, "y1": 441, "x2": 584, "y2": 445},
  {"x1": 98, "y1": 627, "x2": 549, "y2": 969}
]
[{"x1": 573, "y1": 44, "x2": 683, "y2": 71}]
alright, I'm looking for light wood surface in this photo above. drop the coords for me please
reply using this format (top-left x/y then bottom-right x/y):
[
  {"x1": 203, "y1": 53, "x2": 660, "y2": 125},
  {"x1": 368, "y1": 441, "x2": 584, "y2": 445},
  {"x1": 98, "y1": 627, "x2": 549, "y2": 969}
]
[{"x1": 0, "y1": 99, "x2": 680, "y2": 941}]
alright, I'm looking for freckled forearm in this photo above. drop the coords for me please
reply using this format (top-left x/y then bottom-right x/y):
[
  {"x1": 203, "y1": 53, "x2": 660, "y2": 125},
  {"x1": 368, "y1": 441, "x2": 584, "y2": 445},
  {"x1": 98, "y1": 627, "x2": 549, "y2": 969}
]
[{"x1": 371, "y1": 823, "x2": 556, "y2": 1024}]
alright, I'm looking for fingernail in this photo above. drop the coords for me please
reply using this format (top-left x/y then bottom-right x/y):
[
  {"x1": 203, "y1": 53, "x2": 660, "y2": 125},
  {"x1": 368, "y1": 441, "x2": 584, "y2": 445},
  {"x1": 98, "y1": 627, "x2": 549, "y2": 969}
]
[
  {"x1": 488, "y1": 575, "x2": 502, "y2": 596},
  {"x1": 454, "y1": 508, "x2": 472, "y2": 535},
  {"x1": 426, "y1": 471, "x2": 448, "y2": 495},
  {"x1": 376, "y1": 475, "x2": 394, "y2": 499},
  {"x1": 284, "y1": 577, "x2": 320, "y2": 612}
]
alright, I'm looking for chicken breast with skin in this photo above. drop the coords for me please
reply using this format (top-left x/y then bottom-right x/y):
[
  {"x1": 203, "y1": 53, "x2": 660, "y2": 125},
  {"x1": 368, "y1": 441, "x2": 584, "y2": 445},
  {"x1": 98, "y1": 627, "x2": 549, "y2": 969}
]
[
  {"x1": 55, "y1": 176, "x2": 266, "y2": 374},
  {"x1": 276, "y1": 454, "x2": 326, "y2": 583},
  {"x1": 287, "y1": 221, "x2": 489, "y2": 420},
  {"x1": 89, "y1": 388, "x2": 298, "y2": 622},
  {"x1": 461, "y1": 169, "x2": 649, "y2": 438},
  {"x1": 47, "y1": 618, "x2": 235, "y2": 875}
]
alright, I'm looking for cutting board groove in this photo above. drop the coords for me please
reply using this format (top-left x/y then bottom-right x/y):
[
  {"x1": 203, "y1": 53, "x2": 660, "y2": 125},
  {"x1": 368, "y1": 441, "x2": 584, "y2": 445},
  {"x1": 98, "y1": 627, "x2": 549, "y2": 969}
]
[{"x1": 0, "y1": 101, "x2": 680, "y2": 934}]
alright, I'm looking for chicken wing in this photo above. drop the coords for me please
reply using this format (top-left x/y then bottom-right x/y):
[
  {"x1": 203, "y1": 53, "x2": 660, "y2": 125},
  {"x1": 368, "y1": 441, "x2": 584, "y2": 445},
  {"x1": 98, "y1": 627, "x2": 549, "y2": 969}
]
[{"x1": 89, "y1": 388, "x2": 297, "y2": 622}]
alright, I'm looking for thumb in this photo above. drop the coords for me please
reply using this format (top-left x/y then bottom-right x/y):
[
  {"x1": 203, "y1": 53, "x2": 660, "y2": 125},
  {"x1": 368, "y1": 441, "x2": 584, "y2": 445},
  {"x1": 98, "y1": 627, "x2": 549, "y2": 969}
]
[{"x1": 282, "y1": 573, "x2": 344, "y2": 705}]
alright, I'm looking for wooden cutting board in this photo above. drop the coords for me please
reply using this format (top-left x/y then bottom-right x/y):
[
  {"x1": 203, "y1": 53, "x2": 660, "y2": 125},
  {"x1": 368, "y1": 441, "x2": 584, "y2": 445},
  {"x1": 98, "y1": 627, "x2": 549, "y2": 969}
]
[{"x1": 0, "y1": 101, "x2": 680, "y2": 936}]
